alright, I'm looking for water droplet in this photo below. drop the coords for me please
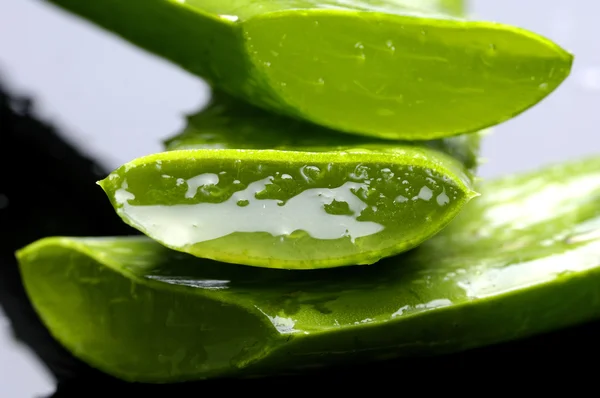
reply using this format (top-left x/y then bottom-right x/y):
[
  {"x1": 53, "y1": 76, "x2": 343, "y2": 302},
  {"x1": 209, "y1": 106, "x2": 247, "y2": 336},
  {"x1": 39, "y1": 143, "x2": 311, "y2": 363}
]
[
  {"x1": 281, "y1": 174, "x2": 293, "y2": 180},
  {"x1": 220, "y1": 14, "x2": 239, "y2": 22},
  {"x1": 380, "y1": 168, "x2": 394, "y2": 179},
  {"x1": 299, "y1": 165, "x2": 322, "y2": 182},
  {"x1": 417, "y1": 186, "x2": 433, "y2": 201},
  {"x1": 349, "y1": 165, "x2": 369, "y2": 180},
  {"x1": 436, "y1": 190, "x2": 450, "y2": 206},
  {"x1": 355, "y1": 42, "x2": 364, "y2": 49},
  {"x1": 317, "y1": 77, "x2": 325, "y2": 85},
  {"x1": 386, "y1": 40, "x2": 395, "y2": 52},
  {"x1": 538, "y1": 82, "x2": 549, "y2": 90},
  {"x1": 395, "y1": 195, "x2": 408, "y2": 203}
]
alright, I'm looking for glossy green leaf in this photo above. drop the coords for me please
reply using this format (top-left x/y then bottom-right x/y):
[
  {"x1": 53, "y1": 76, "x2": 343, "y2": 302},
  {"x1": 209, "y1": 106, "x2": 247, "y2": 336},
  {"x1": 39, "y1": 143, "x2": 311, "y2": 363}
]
[
  {"x1": 48, "y1": 0, "x2": 572, "y2": 139},
  {"x1": 165, "y1": 89, "x2": 484, "y2": 172},
  {"x1": 18, "y1": 156, "x2": 600, "y2": 382},
  {"x1": 155, "y1": 90, "x2": 481, "y2": 269},
  {"x1": 98, "y1": 146, "x2": 476, "y2": 269}
]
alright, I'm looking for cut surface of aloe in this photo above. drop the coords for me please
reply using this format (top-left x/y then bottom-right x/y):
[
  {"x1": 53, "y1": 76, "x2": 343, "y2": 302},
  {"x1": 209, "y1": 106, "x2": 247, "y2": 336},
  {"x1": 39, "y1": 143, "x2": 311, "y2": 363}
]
[
  {"x1": 99, "y1": 146, "x2": 475, "y2": 269},
  {"x1": 154, "y1": 90, "x2": 482, "y2": 269},
  {"x1": 48, "y1": 0, "x2": 572, "y2": 139},
  {"x1": 18, "y1": 156, "x2": 600, "y2": 382}
]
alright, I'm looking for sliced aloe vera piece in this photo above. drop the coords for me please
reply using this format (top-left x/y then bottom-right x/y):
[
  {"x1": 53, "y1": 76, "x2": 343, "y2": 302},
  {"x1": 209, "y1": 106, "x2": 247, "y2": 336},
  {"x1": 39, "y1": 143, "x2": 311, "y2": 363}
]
[
  {"x1": 48, "y1": 0, "x2": 572, "y2": 139},
  {"x1": 158, "y1": 92, "x2": 482, "y2": 269},
  {"x1": 98, "y1": 146, "x2": 476, "y2": 269},
  {"x1": 165, "y1": 90, "x2": 483, "y2": 172},
  {"x1": 18, "y1": 157, "x2": 600, "y2": 382}
]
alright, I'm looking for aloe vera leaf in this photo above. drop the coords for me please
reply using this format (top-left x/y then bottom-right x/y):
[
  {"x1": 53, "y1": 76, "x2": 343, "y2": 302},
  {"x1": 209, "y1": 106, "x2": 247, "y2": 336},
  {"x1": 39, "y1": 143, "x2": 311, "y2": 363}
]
[
  {"x1": 160, "y1": 90, "x2": 482, "y2": 267},
  {"x1": 17, "y1": 156, "x2": 600, "y2": 382},
  {"x1": 165, "y1": 89, "x2": 484, "y2": 172},
  {"x1": 47, "y1": 0, "x2": 572, "y2": 140},
  {"x1": 98, "y1": 146, "x2": 476, "y2": 269}
]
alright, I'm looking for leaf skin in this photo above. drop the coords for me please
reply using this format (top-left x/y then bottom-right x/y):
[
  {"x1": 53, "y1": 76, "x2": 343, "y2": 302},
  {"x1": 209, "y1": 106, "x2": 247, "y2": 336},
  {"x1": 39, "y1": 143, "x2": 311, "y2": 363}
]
[
  {"x1": 48, "y1": 0, "x2": 572, "y2": 139},
  {"x1": 17, "y1": 156, "x2": 600, "y2": 382},
  {"x1": 98, "y1": 147, "x2": 476, "y2": 269},
  {"x1": 165, "y1": 89, "x2": 484, "y2": 172}
]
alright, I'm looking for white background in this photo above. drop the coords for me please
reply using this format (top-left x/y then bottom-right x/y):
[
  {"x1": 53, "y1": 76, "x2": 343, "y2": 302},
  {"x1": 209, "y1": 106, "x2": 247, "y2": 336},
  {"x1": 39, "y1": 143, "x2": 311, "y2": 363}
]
[{"x1": 0, "y1": 0, "x2": 599, "y2": 396}]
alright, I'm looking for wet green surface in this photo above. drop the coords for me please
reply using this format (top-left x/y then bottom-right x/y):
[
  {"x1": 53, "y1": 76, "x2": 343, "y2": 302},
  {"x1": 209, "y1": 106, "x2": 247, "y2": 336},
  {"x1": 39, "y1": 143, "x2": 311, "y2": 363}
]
[
  {"x1": 165, "y1": 90, "x2": 483, "y2": 171},
  {"x1": 48, "y1": 0, "x2": 572, "y2": 139},
  {"x1": 18, "y1": 156, "x2": 600, "y2": 382},
  {"x1": 99, "y1": 147, "x2": 475, "y2": 268}
]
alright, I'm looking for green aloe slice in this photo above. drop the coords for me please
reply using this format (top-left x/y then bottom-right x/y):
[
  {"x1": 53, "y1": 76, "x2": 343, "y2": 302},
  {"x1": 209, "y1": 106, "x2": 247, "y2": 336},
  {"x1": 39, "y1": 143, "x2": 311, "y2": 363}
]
[
  {"x1": 98, "y1": 145, "x2": 476, "y2": 269},
  {"x1": 165, "y1": 89, "x2": 484, "y2": 172},
  {"x1": 148, "y1": 90, "x2": 481, "y2": 269},
  {"x1": 18, "y1": 156, "x2": 600, "y2": 382},
  {"x1": 48, "y1": 0, "x2": 572, "y2": 139}
]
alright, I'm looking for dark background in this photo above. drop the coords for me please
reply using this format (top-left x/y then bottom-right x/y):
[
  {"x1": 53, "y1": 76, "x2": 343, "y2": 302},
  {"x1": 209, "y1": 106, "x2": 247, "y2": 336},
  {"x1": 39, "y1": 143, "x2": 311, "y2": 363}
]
[{"x1": 1, "y1": 0, "x2": 599, "y2": 396}]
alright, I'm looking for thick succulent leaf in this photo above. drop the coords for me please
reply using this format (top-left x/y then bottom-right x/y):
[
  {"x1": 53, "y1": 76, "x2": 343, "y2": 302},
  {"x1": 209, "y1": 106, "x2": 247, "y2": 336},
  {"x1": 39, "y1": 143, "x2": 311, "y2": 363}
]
[
  {"x1": 17, "y1": 156, "x2": 600, "y2": 382},
  {"x1": 99, "y1": 146, "x2": 476, "y2": 268},
  {"x1": 48, "y1": 0, "x2": 571, "y2": 139}
]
